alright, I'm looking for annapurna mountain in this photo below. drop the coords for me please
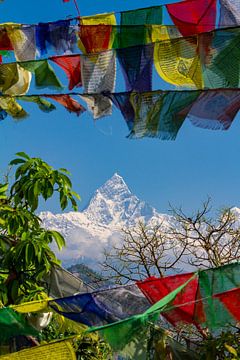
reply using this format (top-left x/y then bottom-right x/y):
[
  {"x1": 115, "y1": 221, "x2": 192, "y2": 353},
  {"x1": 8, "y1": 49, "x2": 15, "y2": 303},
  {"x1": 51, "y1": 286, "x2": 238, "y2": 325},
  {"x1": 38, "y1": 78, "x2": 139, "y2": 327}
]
[{"x1": 40, "y1": 173, "x2": 173, "y2": 267}]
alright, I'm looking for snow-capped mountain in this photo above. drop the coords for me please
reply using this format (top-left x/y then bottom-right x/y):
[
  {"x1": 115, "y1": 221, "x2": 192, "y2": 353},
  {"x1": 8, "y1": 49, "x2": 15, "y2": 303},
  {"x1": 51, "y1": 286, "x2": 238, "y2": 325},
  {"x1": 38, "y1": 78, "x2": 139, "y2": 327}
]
[{"x1": 40, "y1": 173, "x2": 172, "y2": 266}]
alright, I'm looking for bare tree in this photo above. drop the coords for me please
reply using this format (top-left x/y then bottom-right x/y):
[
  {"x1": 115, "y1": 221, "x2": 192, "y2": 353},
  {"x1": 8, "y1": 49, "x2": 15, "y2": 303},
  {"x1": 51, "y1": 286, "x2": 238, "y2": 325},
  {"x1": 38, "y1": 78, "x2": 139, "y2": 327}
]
[
  {"x1": 102, "y1": 221, "x2": 186, "y2": 284},
  {"x1": 169, "y1": 197, "x2": 240, "y2": 269}
]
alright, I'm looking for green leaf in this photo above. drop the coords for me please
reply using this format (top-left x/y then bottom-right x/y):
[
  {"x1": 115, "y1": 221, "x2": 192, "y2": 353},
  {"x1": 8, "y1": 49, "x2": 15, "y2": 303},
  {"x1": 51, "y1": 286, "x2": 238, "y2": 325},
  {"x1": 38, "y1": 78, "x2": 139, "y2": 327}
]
[
  {"x1": 59, "y1": 168, "x2": 71, "y2": 175},
  {"x1": 72, "y1": 190, "x2": 81, "y2": 200},
  {"x1": 15, "y1": 151, "x2": 30, "y2": 159},
  {"x1": 60, "y1": 191, "x2": 68, "y2": 210},
  {"x1": 10, "y1": 279, "x2": 19, "y2": 301},
  {"x1": 0, "y1": 183, "x2": 8, "y2": 193},
  {"x1": 9, "y1": 158, "x2": 26, "y2": 165},
  {"x1": 59, "y1": 173, "x2": 72, "y2": 188},
  {"x1": 224, "y1": 344, "x2": 238, "y2": 357},
  {"x1": 50, "y1": 230, "x2": 66, "y2": 250}
]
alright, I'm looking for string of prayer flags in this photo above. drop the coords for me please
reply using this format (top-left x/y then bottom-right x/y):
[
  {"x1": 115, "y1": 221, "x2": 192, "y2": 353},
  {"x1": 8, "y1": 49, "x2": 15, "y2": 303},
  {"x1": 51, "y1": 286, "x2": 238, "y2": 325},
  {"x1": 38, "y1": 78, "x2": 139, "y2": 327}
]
[
  {"x1": 219, "y1": 0, "x2": 240, "y2": 27},
  {"x1": 166, "y1": 0, "x2": 217, "y2": 37},
  {"x1": 50, "y1": 55, "x2": 82, "y2": 90},
  {"x1": 45, "y1": 94, "x2": 86, "y2": 116},
  {"x1": 0, "y1": 339, "x2": 76, "y2": 360},
  {"x1": 86, "y1": 275, "x2": 196, "y2": 356},
  {"x1": 2, "y1": 26, "x2": 240, "y2": 96},
  {"x1": 0, "y1": 94, "x2": 86, "y2": 120},
  {"x1": 1, "y1": 88, "x2": 240, "y2": 139},
  {"x1": 19, "y1": 60, "x2": 63, "y2": 89},
  {"x1": 136, "y1": 262, "x2": 240, "y2": 331},
  {"x1": 0, "y1": 308, "x2": 38, "y2": 343}
]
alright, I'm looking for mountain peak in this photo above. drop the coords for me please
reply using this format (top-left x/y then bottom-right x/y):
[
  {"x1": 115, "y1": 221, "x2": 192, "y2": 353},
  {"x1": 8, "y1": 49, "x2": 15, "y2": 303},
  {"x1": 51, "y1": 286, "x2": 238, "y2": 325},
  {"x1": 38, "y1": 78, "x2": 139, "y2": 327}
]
[
  {"x1": 82, "y1": 174, "x2": 155, "y2": 226},
  {"x1": 97, "y1": 173, "x2": 131, "y2": 199}
]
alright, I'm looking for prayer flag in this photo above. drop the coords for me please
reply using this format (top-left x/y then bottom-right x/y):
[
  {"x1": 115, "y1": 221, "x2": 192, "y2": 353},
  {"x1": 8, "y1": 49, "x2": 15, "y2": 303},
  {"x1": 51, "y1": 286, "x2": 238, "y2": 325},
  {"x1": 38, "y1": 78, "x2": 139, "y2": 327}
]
[
  {"x1": 219, "y1": 0, "x2": 240, "y2": 27},
  {"x1": 45, "y1": 95, "x2": 86, "y2": 116},
  {"x1": 166, "y1": 0, "x2": 217, "y2": 37},
  {"x1": 19, "y1": 60, "x2": 62, "y2": 89},
  {"x1": 51, "y1": 55, "x2": 82, "y2": 90}
]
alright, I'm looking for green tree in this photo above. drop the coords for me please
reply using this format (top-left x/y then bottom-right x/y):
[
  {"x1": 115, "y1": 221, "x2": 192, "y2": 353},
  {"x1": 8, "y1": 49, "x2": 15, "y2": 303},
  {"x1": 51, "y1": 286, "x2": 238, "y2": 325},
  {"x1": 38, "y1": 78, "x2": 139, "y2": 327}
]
[{"x1": 0, "y1": 152, "x2": 80, "y2": 305}]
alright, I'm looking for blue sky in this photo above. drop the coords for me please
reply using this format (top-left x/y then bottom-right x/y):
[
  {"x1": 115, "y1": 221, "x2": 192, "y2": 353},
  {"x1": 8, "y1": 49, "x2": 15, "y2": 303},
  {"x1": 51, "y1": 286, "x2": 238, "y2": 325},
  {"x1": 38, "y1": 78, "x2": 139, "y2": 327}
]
[{"x1": 1, "y1": 0, "x2": 240, "y2": 216}]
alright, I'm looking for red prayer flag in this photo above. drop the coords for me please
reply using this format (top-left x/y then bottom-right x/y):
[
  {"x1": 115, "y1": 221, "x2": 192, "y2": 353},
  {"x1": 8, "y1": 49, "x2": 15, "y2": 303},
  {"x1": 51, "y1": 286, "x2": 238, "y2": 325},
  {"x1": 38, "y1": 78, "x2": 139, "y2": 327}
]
[
  {"x1": 214, "y1": 288, "x2": 240, "y2": 321},
  {"x1": 51, "y1": 55, "x2": 82, "y2": 90},
  {"x1": 79, "y1": 25, "x2": 113, "y2": 53},
  {"x1": 0, "y1": 28, "x2": 13, "y2": 51},
  {"x1": 166, "y1": 0, "x2": 217, "y2": 37},
  {"x1": 137, "y1": 273, "x2": 198, "y2": 326},
  {"x1": 45, "y1": 95, "x2": 86, "y2": 116}
]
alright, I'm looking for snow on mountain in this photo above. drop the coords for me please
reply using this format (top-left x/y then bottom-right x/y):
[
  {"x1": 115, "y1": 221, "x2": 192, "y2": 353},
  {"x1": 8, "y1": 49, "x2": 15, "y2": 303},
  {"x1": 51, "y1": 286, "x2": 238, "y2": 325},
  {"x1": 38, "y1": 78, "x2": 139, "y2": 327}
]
[{"x1": 40, "y1": 173, "x2": 172, "y2": 265}]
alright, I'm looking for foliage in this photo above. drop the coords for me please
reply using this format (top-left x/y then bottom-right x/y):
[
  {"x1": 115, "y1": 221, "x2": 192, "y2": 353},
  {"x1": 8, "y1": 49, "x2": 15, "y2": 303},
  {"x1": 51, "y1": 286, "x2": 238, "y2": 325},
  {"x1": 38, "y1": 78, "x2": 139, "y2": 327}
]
[
  {"x1": 41, "y1": 314, "x2": 112, "y2": 360},
  {"x1": 199, "y1": 330, "x2": 240, "y2": 360},
  {"x1": 0, "y1": 152, "x2": 80, "y2": 305},
  {"x1": 74, "y1": 334, "x2": 112, "y2": 360}
]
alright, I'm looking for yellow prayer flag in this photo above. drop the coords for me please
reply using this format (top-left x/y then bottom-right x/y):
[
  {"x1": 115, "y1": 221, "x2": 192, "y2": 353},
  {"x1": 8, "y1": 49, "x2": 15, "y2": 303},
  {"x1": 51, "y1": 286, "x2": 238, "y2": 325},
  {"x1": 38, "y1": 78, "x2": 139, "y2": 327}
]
[
  {"x1": 147, "y1": 25, "x2": 181, "y2": 43},
  {"x1": 0, "y1": 340, "x2": 76, "y2": 360},
  {"x1": 4, "y1": 65, "x2": 31, "y2": 96},
  {"x1": 11, "y1": 299, "x2": 49, "y2": 313},
  {"x1": 0, "y1": 96, "x2": 27, "y2": 119},
  {"x1": 154, "y1": 30, "x2": 203, "y2": 88},
  {"x1": 81, "y1": 13, "x2": 116, "y2": 25}
]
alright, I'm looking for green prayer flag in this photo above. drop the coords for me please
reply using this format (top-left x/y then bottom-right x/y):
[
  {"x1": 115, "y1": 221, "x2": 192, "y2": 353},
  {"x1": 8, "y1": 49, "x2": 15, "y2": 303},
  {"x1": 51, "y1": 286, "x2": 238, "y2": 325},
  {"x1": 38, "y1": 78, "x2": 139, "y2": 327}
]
[
  {"x1": 202, "y1": 28, "x2": 240, "y2": 88},
  {"x1": 18, "y1": 96, "x2": 56, "y2": 113},
  {"x1": 129, "y1": 90, "x2": 200, "y2": 140},
  {"x1": 119, "y1": 6, "x2": 162, "y2": 48},
  {"x1": 19, "y1": 60, "x2": 63, "y2": 89},
  {"x1": 0, "y1": 308, "x2": 38, "y2": 344},
  {"x1": 197, "y1": 263, "x2": 240, "y2": 329}
]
